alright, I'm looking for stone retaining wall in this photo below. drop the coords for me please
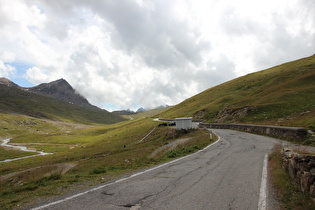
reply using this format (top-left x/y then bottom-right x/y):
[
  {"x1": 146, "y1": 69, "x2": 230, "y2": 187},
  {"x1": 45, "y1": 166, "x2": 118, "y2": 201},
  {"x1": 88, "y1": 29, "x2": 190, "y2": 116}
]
[
  {"x1": 282, "y1": 148, "x2": 315, "y2": 201},
  {"x1": 199, "y1": 123, "x2": 307, "y2": 140}
]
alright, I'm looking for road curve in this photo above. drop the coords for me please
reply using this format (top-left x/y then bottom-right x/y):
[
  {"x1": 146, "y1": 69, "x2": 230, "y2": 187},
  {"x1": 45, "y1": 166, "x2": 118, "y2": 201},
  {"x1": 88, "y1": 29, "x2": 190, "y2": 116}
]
[{"x1": 32, "y1": 129, "x2": 278, "y2": 210}]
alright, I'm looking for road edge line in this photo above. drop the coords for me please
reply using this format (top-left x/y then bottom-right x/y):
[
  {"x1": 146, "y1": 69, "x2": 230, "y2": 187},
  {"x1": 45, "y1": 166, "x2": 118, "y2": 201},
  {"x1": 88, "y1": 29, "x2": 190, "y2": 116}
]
[{"x1": 258, "y1": 153, "x2": 268, "y2": 210}]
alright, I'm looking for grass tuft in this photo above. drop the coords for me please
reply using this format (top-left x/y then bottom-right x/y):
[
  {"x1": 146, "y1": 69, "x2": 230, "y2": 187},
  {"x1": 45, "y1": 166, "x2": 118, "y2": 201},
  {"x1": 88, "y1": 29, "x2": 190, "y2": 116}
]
[
  {"x1": 90, "y1": 167, "x2": 107, "y2": 175},
  {"x1": 166, "y1": 145, "x2": 201, "y2": 158}
]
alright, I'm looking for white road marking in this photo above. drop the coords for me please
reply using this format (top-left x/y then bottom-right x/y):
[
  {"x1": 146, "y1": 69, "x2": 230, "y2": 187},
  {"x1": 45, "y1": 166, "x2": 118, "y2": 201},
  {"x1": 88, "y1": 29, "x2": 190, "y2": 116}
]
[
  {"x1": 258, "y1": 153, "x2": 268, "y2": 210},
  {"x1": 32, "y1": 131, "x2": 221, "y2": 210}
]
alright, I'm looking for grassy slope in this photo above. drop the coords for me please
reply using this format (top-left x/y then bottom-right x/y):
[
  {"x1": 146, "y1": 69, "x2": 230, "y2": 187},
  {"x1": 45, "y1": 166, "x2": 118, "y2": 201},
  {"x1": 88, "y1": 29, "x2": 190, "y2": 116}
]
[
  {"x1": 0, "y1": 85, "x2": 125, "y2": 125},
  {"x1": 1, "y1": 55, "x2": 314, "y2": 208},
  {"x1": 160, "y1": 55, "x2": 315, "y2": 128},
  {"x1": 0, "y1": 116, "x2": 213, "y2": 209}
]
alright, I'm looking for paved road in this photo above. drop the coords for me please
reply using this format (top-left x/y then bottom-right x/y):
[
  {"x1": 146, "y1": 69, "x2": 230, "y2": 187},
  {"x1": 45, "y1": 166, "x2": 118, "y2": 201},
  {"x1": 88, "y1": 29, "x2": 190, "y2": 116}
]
[{"x1": 32, "y1": 129, "x2": 278, "y2": 210}]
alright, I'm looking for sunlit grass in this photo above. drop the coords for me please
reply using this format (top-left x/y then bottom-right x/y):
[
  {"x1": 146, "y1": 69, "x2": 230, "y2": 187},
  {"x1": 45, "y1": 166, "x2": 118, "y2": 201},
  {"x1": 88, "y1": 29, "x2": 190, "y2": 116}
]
[
  {"x1": 160, "y1": 55, "x2": 315, "y2": 128},
  {"x1": 0, "y1": 147, "x2": 37, "y2": 161},
  {"x1": 0, "y1": 116, "x2": 215, "y2": 209}
]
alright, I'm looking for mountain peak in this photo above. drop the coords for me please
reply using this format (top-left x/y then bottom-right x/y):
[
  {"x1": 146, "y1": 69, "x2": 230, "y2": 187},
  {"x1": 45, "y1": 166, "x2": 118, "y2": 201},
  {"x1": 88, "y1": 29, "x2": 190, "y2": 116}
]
[
  {"x1": 52, "y1": 78, "x2": 70, "y2": 85},
  {"x1": 35, "y1": 78, "x2": 73, "y2": 90},
  {"x1": 0, "y1": 77, "x2": 20, "y2": 88},
  {"x1": 28, "y1": 79, "x2": 99, "y2": 110}
]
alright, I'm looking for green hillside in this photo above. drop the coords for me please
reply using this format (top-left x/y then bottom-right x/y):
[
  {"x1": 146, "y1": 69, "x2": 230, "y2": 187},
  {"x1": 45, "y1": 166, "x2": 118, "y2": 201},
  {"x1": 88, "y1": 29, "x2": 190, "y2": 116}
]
[
  {"x1": 160, "y1": 55, "x2": 315, "y2": 128},
  {"x1": 0, "y1": 115, "x2": 213, "y2": 209},
  {"x1": 0, "y1": 84, "x2": 125, "y2": 125}
]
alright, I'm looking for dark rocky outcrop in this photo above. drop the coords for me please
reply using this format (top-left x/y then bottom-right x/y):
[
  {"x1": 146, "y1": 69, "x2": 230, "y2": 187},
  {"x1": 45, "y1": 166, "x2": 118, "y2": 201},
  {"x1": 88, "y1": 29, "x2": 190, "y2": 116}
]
[
  {"x1": 27, "y1": 79, "x2": 100, "y2": 110},
  {"x1": 0, "y1": 77, "x2": 20, "y2": 88},
  {"x1": 216, "y1": 106, "x2": 257, "y2": 123}
]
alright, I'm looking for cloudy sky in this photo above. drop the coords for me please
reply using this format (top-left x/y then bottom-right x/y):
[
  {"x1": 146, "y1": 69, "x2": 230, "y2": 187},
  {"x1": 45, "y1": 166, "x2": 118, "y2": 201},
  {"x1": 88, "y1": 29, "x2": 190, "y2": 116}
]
[{"x1": 0, "y1": 0, "x2": 314, "y2": 111}]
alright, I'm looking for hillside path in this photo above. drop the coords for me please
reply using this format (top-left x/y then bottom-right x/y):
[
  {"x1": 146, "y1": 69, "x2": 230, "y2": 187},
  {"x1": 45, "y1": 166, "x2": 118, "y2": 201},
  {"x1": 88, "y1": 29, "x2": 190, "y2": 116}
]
[{"x1": 32, "y1": 129, "x2": 280, "y2": 210}]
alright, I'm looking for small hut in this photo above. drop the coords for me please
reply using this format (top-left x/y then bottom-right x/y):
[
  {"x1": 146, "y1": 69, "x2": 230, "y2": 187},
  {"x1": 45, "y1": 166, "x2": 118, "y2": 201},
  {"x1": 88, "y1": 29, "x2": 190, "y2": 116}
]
[{"x1": 175, "y1": 117, "x2": 192, "y2": 130}]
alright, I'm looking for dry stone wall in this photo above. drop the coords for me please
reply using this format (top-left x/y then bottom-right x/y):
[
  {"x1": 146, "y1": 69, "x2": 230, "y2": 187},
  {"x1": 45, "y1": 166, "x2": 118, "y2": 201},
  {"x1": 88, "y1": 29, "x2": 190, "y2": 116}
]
[
  {"x1": 199, "y1": 123, "x2": 307, "y2": 140},
  {"x1": 282, "y1": 148, "x2": 315, "y2": 201}
]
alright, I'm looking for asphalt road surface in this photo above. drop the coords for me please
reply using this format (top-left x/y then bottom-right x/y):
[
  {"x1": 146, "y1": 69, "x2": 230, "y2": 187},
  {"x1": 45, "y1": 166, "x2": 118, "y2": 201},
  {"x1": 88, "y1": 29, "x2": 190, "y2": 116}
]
[{"x1": 32, "y1": 129, "x2": 279, "y2": 210}]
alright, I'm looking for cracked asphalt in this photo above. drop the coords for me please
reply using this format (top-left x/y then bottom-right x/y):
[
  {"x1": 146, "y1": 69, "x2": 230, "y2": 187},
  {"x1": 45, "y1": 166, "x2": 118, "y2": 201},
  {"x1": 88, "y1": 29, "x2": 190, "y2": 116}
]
[{"x1": 33, "y1": 129, "x2": 279, "y2": 210}]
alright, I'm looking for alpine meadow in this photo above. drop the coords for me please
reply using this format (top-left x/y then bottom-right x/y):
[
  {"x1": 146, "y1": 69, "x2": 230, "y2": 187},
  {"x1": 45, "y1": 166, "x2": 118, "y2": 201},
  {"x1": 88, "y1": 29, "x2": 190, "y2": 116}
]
[{"x1": 0, "y1": 55, "x2": 314, "y2": 209}]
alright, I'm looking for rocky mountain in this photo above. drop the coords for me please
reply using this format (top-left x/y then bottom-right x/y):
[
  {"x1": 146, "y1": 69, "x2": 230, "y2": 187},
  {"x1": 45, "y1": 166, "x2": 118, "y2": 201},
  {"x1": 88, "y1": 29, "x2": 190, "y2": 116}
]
[
  {"x1": 0, "y1": 78, "x2": 99, "y2": 111},
  {"x1": 0, "y1": 78, "x2": 125, "y2": 124},
  {"x1": 0, "y1": 77, "x2": 20, "y2": 88},
  {"x1": 136, "y1": 105, "x2": 170, "y2": 113},
  {"x1": 136, "y1": 107, "x2": 147, "y2": 113},
  {"x1": 27, "y1": 79, "x2": 100, "y2": 110}
]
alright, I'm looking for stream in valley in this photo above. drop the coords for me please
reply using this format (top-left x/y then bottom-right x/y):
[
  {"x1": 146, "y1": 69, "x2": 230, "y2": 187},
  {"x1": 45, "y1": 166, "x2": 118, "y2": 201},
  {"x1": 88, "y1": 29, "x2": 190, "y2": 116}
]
[{"x1": 0, "y1": 139, "x2": 52, "y2": 163}]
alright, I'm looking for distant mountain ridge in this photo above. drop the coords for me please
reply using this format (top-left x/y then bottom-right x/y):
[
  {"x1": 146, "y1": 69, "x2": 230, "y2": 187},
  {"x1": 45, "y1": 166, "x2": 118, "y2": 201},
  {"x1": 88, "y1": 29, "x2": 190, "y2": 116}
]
[
  {"x1": 136, "y1": 105, "x2": 170, "y2": 113},
  {"x1": 112, "y1": 105, "x2": 170, "y2": 115}
]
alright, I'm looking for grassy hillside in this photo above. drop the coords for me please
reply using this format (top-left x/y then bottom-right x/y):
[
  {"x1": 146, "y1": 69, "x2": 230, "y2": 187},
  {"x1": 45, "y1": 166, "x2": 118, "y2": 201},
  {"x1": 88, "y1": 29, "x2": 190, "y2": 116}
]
[
  {"x1": 160, "y1": 55, "x2": 315, "y2": 128},
  {"x1": 0, "y1": 84, "x2": 125, "y2": 125},
  {"x1": 0, "y1": 115, "x2": 214, "y2": 209}
]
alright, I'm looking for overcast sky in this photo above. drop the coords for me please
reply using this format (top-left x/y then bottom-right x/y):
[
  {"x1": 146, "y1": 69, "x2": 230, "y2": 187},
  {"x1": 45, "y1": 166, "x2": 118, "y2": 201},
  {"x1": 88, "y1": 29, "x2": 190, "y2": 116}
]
[{"x1": 0, "y1": 0, "x2": 314, "y2": 111}]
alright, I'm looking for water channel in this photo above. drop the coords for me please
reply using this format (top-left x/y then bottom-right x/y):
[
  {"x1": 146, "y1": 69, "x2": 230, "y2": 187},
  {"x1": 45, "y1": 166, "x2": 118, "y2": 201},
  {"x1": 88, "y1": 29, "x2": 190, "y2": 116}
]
[{"x1": 0, "y1": 139, "x2": 52, "y2": 163}]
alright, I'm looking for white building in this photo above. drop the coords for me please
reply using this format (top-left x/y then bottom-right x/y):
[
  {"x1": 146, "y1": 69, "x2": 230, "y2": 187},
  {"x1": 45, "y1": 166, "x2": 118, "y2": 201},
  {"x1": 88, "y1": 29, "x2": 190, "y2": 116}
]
[{"x1": 175, "y1": 117, "x2": 192, "y2": 130}]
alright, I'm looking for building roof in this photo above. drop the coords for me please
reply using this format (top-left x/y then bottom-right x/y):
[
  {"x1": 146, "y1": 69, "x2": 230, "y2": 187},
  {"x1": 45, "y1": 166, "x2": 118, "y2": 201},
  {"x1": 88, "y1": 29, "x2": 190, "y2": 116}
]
[{"x1": 175, "y1": 117, "x2": 192, "y2": 120}]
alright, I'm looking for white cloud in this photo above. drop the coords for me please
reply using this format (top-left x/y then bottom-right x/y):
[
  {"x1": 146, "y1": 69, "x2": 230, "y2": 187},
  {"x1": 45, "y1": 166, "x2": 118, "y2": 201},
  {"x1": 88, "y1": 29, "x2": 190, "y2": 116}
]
[
  {"x1": 0, "y1": 62, "x2": 16, "y2": 78},
  {"x1": 25, "y1": 67, "x2": 48, "y2": 83},
  {"x1": 0, "y1": 0, "x2": 314, "y2": 110},
  {"x1": 0, "y1": 51, "x2": 16, "y2": 78}
]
